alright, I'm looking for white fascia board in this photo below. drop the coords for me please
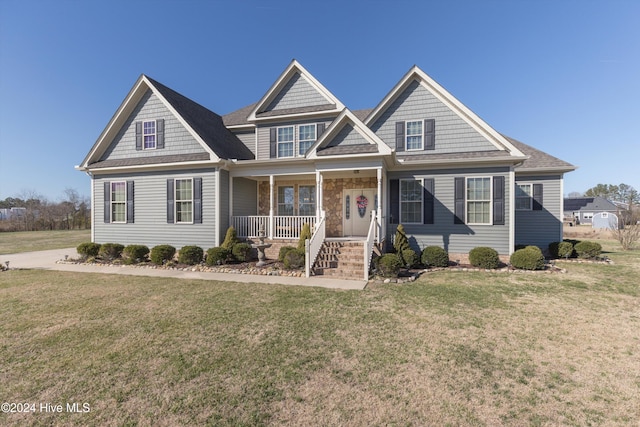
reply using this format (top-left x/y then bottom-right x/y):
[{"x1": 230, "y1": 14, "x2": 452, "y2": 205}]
[
  {"x1": 86, "y1": 160, "x2": 220, "y2": 175},
  {"x1": 515, "y1": 166, "x2": 577, "y2": 174},
  {"x1": 392, "y1": 155, "x2": 528, "y2": 171},
  {"x1": 225, "y1": 123, "x2": 255, "y2": 130},
  {"x1": 250, "y1": 108, "x2": 343, "y2": 123}
]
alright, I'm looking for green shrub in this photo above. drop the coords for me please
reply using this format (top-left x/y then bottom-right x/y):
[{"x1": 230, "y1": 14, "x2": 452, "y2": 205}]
[
  {"x1": 178, "y1": 245, "x2": 203, "y2": 265},
  {"x1": 393, "y1": 224, "x2": 410, "y2": 254},
  {"x1": 283, "y1": 248, "x2": 305, "y2": 270},
  {"x1": 510, "y1": 246, "x2": 545, "y2": 270},
  {"x1": 574, "y1": 241, "x2": 602, "y2": 259},
  {"x1": 232, "y1": 242, "x2": 252, "y2": 262},
  {"x1": 402, "y1": 248, "x2": 419, "y2": 268},
  {"x1": 421, "y1": 246, "x2": 449, "y2": 268},
  {"x1": 221, "y1": 226, "x2": 239, "y2": 250},
  {"x1": 548, "y1": 241, "x2": 561, "y2": 258},
  {"x1": 77, "y1": 242, "x2": 101, "y2": 260},
  {"x1": 150, "y1": 244, "x2": 176, "y2": 265},
  {"x1": 298, "y1": 223, "x2": 312, "y2": 250},
  {"x1": 278, "y1": 246, "x2": 296, "y2": 262},
  {"x1": 469, "y1": 246, "x2": 501, "y2": 269},
  {"x1": 557, "y1": 241, "x2": 574, "y2": 259},
  {"x1": 206, "y1": 247, "x2": 230, "y2": 266},
  {"x1": 122, "y1": 244, "x2": 149, "y2": 263},
  {"x1": 376, "y1": 253, "x2": 403, "y2": 277},
  {"x1": 98, "y1": 243, "x2": 124, "y2": 262}
]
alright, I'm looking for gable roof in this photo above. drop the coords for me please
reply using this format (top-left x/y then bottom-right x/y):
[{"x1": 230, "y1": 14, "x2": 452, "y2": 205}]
[
  {"x1": 504, "y1": 136, "x2": 575, "y2": 172},
  {"x1": 564, "y1": 197, "x2": 618, "y2": 212}
]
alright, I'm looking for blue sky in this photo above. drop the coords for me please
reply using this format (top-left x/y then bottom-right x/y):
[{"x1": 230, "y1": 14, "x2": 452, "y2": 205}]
[{"x1": 1, "y1": 0, "x2": 638, "y2": 201}]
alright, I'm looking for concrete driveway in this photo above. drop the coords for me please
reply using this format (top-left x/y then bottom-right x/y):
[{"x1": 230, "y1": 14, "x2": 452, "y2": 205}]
[{"x1": 1, "y1": 248, "x2": 367, "y2": 290}]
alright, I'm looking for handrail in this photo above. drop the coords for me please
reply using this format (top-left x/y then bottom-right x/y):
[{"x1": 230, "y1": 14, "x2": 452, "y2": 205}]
[
  {"x1": 364, "y1": 211, "x2": 377, "y2": 280},
  {"x1": 305, "y1": 212, "x2": 326, "y2": 278}
]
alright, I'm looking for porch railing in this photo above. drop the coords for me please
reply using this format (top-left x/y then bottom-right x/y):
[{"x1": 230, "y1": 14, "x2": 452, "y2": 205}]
[
  {"x1": 364, "y1": 211, "x2": 378, "y2": 280},
  {"x1": 305, "y1": 213, "x2": 326, "y2": 278},
  {"x1": 232, "y1": 215, "x2": 316, "y2": 239},
  {"x1": 232, "y1": 216, "x2": 270, "y2": 239}
]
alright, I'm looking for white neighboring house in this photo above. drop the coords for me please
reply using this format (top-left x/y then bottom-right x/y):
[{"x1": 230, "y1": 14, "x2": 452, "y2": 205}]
[{"x1": 0, "y1": 207, "x2": 26, "y2": 221}]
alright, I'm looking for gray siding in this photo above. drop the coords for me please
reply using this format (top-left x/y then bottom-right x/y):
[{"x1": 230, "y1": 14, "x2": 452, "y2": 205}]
[
  {"x1": 370, "y1": 80, "x2": 498, "y2": 155},
  {"x1": 327, "y1": 123, "x2": 368, "y2": 147},
  {"x1": 256, "y1": 118, "x2": 335, "y2": 160},
  {"x1": 265, "y1": 72, "x2": 328, "y2": 112},
  {"x1": 218, "y1": 169, "x2": 229, "y2": 244},
  {"x1": 233, "y1": 177, "x2": 258, "y2": 216},
  {"x1": 233, "y1": 130, "x2": 256, "y2": 157},
  {"x1": 93, "y1": 168, "x2": 217, "y2": 250},
  {"x1": 388, "y1": 167, "x2": 511, "y2": 255},
  {"x1": 515, "y1": 175, "x2": 563, "y2": 249},
  {"x1": 101, "y1": 90, "x2": 208, "y2": 161}
]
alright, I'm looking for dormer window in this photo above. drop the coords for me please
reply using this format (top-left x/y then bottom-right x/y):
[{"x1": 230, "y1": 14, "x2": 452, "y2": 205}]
[
  {"x1": 143, "y1": 121, "x2": 156, "y2": 149},
  {"x1": 135, "y1": 119, "x2": 164, "y2": 151}
]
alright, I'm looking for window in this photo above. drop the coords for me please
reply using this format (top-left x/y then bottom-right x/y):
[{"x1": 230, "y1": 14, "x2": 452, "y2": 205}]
[
  {"x1": 406, "y1": 120, "x2": 423, "y2": 151},
  {"x1": 515, "y1": 183, "x2": 532, "y2": 210},
  {"x1": 143, "y1": 120, "x2": 156, "y2": 149},
  {"x1": 278, "y1": 186, "x2": 294, "y2": 215},
  {"x1": 298, "y1": 185, "x2": 316, "y2": 216},
  {"x1": 466, "y1": 177, "x2": 491, "y2": 224},
  {"x1": 582, "y1": 212, "x2": 593, "y2": 220},
  {"x1": 111, "y1": 181, "x2": 126, "y2": 223},
  {"x1": 400, "y1": 179, "x2": 423, "y2": 224},
  {"x1": 175, "y1": 179, "x2": 193, "y2": 223},
  {"x1": 298, "y1": 124, "x2": 316, "y2": 156},
  {"x1": 277, "y1": 126, "x2": 294, "y2": 158}
]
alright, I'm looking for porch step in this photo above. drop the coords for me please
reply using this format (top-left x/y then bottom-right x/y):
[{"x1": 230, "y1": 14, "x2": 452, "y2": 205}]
[{"x1": 312, "y1": 241, "x2": 367, "y2": 280}]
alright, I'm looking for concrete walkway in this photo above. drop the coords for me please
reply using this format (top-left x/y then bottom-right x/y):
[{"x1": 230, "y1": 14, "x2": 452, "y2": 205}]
[{"x1": 1, "y1": 248, "x2": 367, "y2": 290}]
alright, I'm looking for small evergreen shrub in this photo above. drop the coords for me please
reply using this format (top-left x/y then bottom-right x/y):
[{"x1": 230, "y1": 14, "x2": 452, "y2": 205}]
[
  {"x1": 548, "y1": 242, "x2": 561, "y2": 258},
  {"x1": 77, "y1": 242, "x2": 101, "y2": 260},
  {"x1": 402, "y1": 248, "x2": 419, "y2": 268},
  {"x1": 376, "y1": 253, "x2": 403, "y2": 277},
  {"x1": 298, "y1": 223, "x2": 312, "y2": 250},
  {"x1": 150, "y1": 244, "x2": 176, "y2": 265},
  {"x1": 421, "y1": 246, "x2": 449, "y2": 268},
  {"x1": 99, "y1": 243, "x2": 124, "y2": 262},
  {"x1": 178, "y1": 245, "x2": 204, "y2": 265},
  {"x1": 232, "y1": 242, "x2": 252, "y2": 262},
  {"x1": 557, "y1": 241, "x2": 574, "y2": 259},
  {"x1": 574, "y1": 241, "x2": 602, "y2": 259},
  {"x1": 206, "y1": 247, "x2": 230, "y2": 266},
  {"x1": 510, "y1": 246, "x2": 545, "y2": 270},
  {"x1": 221, "y1": 226, "x2": 239, "y2": 250},
  {"x1": 278, "y1": 246, "x2": 296, "y2": 262},
  {"x1": 393, "y1": 224, "x2": 410, "y2": 253},
  {"x1": 283, "y1": 248, "x2": 305, "y2": 270},
  {"x1": 122, "y1": 244, "x2": 149, "y2": 263},
  {"x1": 469, "y1": 246, "x2": 501, "y2": 269}
]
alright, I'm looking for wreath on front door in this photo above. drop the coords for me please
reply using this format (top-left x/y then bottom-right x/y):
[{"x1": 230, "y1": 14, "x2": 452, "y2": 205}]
[{"x1": 356, "y1": 194, "x2": 368, "y2": 218}]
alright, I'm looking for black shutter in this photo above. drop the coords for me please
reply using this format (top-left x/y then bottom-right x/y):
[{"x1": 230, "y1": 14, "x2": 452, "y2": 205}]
[
  {"x1": 126, "y1": 181, "x2": 134, "y2": 223},
  {"x1": 493, "y1": 176, "x2": 505, "y2": 225},
  {"x1": 389, "y1": 179, "x2": 400, "y2": 224},
  {"x1": 423, "y1": 178, "x2": 434, "y2": 224},
  {"x1": 424, "y1": 119, "x2": 435, "y2": 150},
  {"x1": 533, "y1": 184, "x2": 543, "y2": 210},
  {"x1": 103, "y1": 181, "x2": 110, "y2": 223},
  {"x1": 156, "y1": 119, "x2": 165, "y2": 149},
  {"x1": 167, "y1": 179, "x2": 174, "y2": 223},
  {"x1": 395, "y1": 122, "x2": 405, "y2": 152},
  {"x1": 135, "y1": 121, "x2": 142, "y2": 151},
  {"x1": 317, "y1": 123, "x2": 325, "y2": 137},
  {"x1": 454, "y1": 177, "x2": 465, "y2": 224},
  {"x1": 270, "y1": 128, "x2": 277, "y2": 158},
  {"x1": 193, "y1": 177, "x2": 202, "y2": 224}
]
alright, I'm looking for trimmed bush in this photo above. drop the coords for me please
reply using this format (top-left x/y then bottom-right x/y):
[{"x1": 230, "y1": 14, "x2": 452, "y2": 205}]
[
  {"x1": 99, "y1": 243, "x2": 124, "y2": 262},
  {"x1": 421, "y1": 246, "x2": 449, "y2": 268},
  {"x1": 278, "y1": 246, "x2": 296, "y2": 262},
  {"x1": 402, "y1": 248, "x2": 419, "y2": 268},
  {"x1": 150, "y1": 244, "x2": 176, "y2": 265},
  {"x1": 298, "y1": 223, "x2": 312, "y2": 251},
  {"x1": 232, "y1": 242, "x2": 252, "y2": 262},
  {"x1": 221, "y1": 226, "x2": 239, "y2": 250},
  {"x1": 283, "y1": 248, "x2": 305, "y2": 270},
  {"x1": 394, "y1": 224, "x2": 410, "y2": 253},
  {"x1": 376, "y1": 253, "x2": 403, "y2": 277},
  {"x1": 574, "y1": 241, "x2": 602, "y2": 259},
  {"x1": 206, "y1": 247, "x2": 230, "y2": 266},
  {"x1": 77, "y1": 242, "x2": 101, "y2": 260},
  {"x1": 557, "y1": 241, "x2": 574, "y2": 259},
  {"x1": 122, "y1": 244, "x2": 149, "y2": 263},
  {"x1": 510, "y1": 246, "x2": 545, "y2": 270},
  {"x1": 469, "y1": 246, "x2": 501, "y2": 269},
  {"x1": 178, "y1": 245, "x2": 204, "y2": 265}
]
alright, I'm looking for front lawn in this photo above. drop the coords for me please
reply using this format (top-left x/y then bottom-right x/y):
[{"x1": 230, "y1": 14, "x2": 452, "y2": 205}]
[{"x1": 0, "y1": 230, "x2": 90, "y2": 254}]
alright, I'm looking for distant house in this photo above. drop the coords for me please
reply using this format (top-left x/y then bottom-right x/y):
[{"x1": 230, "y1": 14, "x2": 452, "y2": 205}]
[
  {"x1": 563, "y1": 197, "x2": 618, "y2": 225},
  {"x1": 0, "y1": 207, "x2": 26, "y2": 221}
]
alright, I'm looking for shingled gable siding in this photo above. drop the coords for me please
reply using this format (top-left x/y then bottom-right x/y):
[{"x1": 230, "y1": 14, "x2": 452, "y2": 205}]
[
  {"x1": 93, "y1": 169, "x2": 217, "y2": 249},
  {"x1": 256, "y1": 118, "x2": 335, "y2": 160},
  {"x1": 326, "y1": 123, "x2": 369, "y2": 147},
  {"x1": 99, "y1": 90, "x2": 209, "y2": 162},
  {"x1": 264, "y1": 72, "x2": 329, "y2": 112},
  {"x1": 370, "y1": 80, "x2": 498, "y2": 154},
  {"x1": 515, "y1": 175, "x2": 563, "y2": 249},
  {"x1": 233, "y1": 130, "x2": 257, "y2": 157},
  {"x1": 387, "y1": 167, "x2": 511, "y2": 255}
]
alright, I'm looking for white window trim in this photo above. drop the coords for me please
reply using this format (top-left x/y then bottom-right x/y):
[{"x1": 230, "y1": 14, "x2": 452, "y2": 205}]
[
  {"x1": 405, "y1": 120, "x2": 424, "y2": 151},
  {"x1": 298, "y1": 123, "x2": 317, "y2": 156},
  {"x1": 601, "y1": 212, "x2": 609, "y2": 218},
  {"x1": 277, "y1": 185, "x2": 295, "y2": 216},
  {"x1": 110, "y1": 181, "x2": 127, "y2": 223},
  {"x1": 515, "y1": 183, "x2": 533, "y2": 211},
  {"x1": 276, "y1": 126, "x2": 295, "y2": 159},
  {"x1": 175, "y1": 178, "x2": 194, "y2": 224},
  {"x1": 466, "y1": 176, "x2": 492, "y2": 225},
  {"x1": 143, "y1": 120, "x2": 157, "y2": 150},
  {"x1": 399, "y1": 178, "x2": 423, "y2": 224},
  {"x1": 298, "y1": 184, "x2": 316, "y2": 216},
  {"x1": 582, "y1": 212, "x2": 593, "y2": 219}
]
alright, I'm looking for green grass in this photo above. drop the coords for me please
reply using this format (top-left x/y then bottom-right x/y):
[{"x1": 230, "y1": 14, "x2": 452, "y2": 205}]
[
  {"x1": 0, "y1": 240, "x2": 639, "y2": 425},
  {"x1": 0, "y1": 230, "x2": 90, "y2": 254}
]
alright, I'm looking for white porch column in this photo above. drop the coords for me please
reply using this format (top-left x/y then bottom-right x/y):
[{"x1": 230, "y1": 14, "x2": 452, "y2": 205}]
[
  {"x1": 269, "y1": 175, "x2": 274, "y2": 239},
  {"x1": 377, "y1": 167, "x2": 383, "y2": 242},
  {"x1": 229, "y1": 176, "x2": 234, "y2": 222},
  {"x1": 316, "y1": 170, "x2": 323, "y2": 221}
]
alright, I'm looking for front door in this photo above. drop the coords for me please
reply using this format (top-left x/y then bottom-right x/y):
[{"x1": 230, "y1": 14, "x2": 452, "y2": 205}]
[{"x1": 343, "y1": 189, "x2": 376, "y2": 236}]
